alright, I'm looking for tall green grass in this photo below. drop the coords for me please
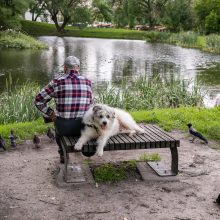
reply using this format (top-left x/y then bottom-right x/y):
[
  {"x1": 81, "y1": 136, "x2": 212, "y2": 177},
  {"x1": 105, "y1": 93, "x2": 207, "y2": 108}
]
[
  {"x1": 145, "y1": 31, "x2": 220, "y2": 54},
  {"x1": 96, "y1": 75, "x2": 203, "y2": 110},
  {"x1": 0, "y1": 30, "x2": 48, "y2": 49},
  {"x1": 0, "y1": 76, "x2": 42, "y2": 124}
]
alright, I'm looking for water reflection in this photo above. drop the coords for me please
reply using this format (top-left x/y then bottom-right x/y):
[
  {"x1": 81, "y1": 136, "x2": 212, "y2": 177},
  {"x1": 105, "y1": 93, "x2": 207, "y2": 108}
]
[{"x1": 0, "y1": 36, "x2": 220, "y2": 107}]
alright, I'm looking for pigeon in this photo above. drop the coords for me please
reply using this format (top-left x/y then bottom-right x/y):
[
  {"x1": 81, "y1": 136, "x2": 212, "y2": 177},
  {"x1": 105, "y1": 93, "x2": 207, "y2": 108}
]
[
  {"x1": 9, "y1": 130, "x2": 18, "y2": 148},
  {"x1": 33, "y1": 134, "x2": 41, "y2": 148},
  {"x1": 216, "y1": 194, "x2": 220, "y2": 205},
  {"x1": 47, "y1": 128, "x2": 55, "y2": 142},
  {"x1": 187, "y1": 123, "x2": 208, "y2": 144},
  {"x1": 0, "y1": 135, "x2": 6, "y2": 151}
]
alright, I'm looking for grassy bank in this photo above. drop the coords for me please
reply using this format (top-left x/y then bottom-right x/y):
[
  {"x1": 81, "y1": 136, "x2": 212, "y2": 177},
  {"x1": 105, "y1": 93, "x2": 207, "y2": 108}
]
[
  {"x1": 0, "y1": 30, "x2": 47, "y2": 49},
  {"x1": 145, "y1": 31, "x2": 220, "y2": 54},
  {"x1": 0, "y1": 107, "x2": 219, "y2": 148},
  {"x1": 21, "y1": 21, "x2": 220, "y2": 54},
  {"x1": 21, "y1": 20, "x2": 147, "y2": 40}
]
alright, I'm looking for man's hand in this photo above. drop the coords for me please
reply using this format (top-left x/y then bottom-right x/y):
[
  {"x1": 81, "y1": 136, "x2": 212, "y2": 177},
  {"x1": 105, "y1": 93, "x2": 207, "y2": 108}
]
[{"x1": 49, "y1": 111, "x2": 57, "y2": 122}]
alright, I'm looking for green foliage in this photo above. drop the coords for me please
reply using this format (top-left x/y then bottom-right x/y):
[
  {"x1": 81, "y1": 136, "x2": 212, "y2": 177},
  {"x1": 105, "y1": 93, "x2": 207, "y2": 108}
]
[
  {"x1": 0, "y1": 0, "x2": 31, "y2": 30},
  {"x1": 205, "y1": 34, "x2": 220, "y2": 53},
  {"x1": 92, "y1": 0, "x2": 112, "y2": 22},
  {"x1": 0, "y1": 30, "x2": 48, "y2": 49},
  {"x1": 205, "y1": 11, "x2": 220, "y2": 33},
  {"x1": 96, "y1": 75, "x2": 203, "y2": 110},
  {"x1": 164, "y1": 0, "x2": 195, "y2": 31},
  {"x1": 139, "y1": 153, "x2": 161, "y2": 162},
  {"x1": 194, "y1": 0, "x2": 220, "y2": 33},
  {"x1": 145, "y1": 31, "x2": 220, "y2": 54},
  {"x1": 0, "y1": 79, "x2": 42, "y2": 124},
  {"x1": 93, "y1": 161, "x2": 137, "y2": 183},
  {"x1": 70, "y1": 6, "x2": 92, "y2": 29}
]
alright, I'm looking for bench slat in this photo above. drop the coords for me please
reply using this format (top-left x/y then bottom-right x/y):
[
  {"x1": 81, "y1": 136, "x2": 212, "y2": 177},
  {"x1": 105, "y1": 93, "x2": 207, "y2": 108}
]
[{"x1": 61, "y1": 124, "x2": 179, "y2": 153}]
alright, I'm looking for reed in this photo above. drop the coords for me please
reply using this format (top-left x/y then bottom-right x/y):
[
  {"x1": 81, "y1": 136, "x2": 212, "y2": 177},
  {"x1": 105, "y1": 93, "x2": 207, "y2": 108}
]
[
  {"x1": 205, "y1": 34, "x2": 220, "y2": 53},
  {"x1": 145, "y1": 31, "x2": 220, "y2": 54},
  {"x1": 0, "y1": 78, "x2": 42, "y2": 124},
  {"x1": 96, "y1": 75, "x2": 203, "y2": 110}
]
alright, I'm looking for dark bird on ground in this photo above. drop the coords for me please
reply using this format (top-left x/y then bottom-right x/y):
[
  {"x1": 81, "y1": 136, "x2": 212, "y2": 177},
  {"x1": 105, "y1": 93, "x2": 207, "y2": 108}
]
[
  {"x1": 216, "y1": 194, "x2": 220, "y2": 205},
  {"x1": 187, "y1": 123, "x2": 208, "y2": 144},
  {"x1": 47, "y1": 128, "x2": 55, "y2": 142},
  {"x1": 9, "y1": 130, "x2": 17, "y2": 148},
  {"x1": 33, "y1": 134, "x2": 41, "y2": 148},
  {"x1": 0, "y1": 135, "x2": 6, "y2": 151}
]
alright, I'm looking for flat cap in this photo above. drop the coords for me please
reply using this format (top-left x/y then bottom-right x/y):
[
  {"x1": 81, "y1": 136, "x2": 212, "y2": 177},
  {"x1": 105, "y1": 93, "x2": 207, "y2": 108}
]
[{"x1": 64, "y1": 56, "x2": 80, "y2": 68}]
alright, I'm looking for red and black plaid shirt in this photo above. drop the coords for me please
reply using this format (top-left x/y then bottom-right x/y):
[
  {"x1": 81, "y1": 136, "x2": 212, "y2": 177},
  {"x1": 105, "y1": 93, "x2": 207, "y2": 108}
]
[{"x1": 35, "y1": 70, "x2": 92, "y2": 119}]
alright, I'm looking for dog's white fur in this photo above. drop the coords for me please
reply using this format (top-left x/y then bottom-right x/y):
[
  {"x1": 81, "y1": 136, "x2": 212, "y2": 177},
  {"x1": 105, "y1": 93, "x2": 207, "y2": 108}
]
[{"x1": 74, "y1": 104, "x2": 145, "y2": 156}]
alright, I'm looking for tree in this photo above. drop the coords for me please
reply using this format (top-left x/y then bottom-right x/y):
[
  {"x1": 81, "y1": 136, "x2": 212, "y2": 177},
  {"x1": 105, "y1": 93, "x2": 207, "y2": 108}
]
[
  {"x1": 70, "y1": 6, "x2": 91, "y2": 29},
  {"x1": 91, "y1": 0, "x2": 112, "y2": 22},
  {"x1": 112, "y1": 0, "x2": 141, "y2": 28},
  {"x1": 194, "y1": 0, "x2": 220, "y2": 33},
  {"x1": 0, "y1": 0, "x2": 31, "y2": 30},
  {"x1": 137, "y1": 0, "x2": 168, "y2": 29},
  {"x1": 29, "y1": 0, "x2": 46, "y2": 21},
  {"x1": 164, "y1": 0, "x2": 195, "y2": 32},
  {"x1": 43, "y1": 0, "x2": 85, "y2": 33}
]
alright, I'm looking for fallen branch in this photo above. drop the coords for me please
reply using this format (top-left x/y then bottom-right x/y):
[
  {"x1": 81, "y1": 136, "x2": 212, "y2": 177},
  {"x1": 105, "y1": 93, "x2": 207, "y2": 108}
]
[
  {"x1": 86, "y1": 210, "x2": 111, "y2": 214},
  {"x1": 39, "y1": 199, "x2": 60, "y2": 206},
  {"x1": 9, "y1": 196, "x2": 26, "y2": 201}
]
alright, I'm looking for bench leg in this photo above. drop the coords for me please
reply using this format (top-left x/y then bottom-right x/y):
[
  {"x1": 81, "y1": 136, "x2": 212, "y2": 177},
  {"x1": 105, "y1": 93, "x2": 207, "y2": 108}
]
[
  {"x1": 147, "y1": 146, "x2": 179, "y2": 176},
  {"x1": 61, "y1": 143, "x2": 69, "y2": 182},
  {"x1": 170, "y1": 146, "x2": 178, "y2": 175}
]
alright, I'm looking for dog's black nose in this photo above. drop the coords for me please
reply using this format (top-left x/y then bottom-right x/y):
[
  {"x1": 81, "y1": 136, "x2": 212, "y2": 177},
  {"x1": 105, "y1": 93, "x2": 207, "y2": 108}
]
[{"x1": 103, "y1": 121, "x2": 107, "y2": 125}]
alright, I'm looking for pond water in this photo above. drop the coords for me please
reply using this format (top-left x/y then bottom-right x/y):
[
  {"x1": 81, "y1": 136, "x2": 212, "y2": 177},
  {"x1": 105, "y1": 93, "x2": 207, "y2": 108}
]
[{"x1": 0, "y1": 36, "x2": 220, "y2": 107}]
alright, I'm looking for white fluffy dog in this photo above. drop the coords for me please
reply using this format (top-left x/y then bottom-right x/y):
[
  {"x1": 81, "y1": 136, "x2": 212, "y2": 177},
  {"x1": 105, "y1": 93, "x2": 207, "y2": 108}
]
[{"x1": 74, "y1": 104, "x2": 145, "y2": 156}]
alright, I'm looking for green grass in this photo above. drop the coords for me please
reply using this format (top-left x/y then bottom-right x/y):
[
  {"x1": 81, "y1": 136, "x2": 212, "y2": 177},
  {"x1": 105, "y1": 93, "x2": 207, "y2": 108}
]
[
  {"x1": 131, "y1": 106, "x2": 220, "y2": 142},
  {"x1": 0, "y1": 106, "x2": 219, "y2": 149},
  {"x1": 145, "y1": 31, "x2": 220, "y2": 54},
  {"x1": 0, "y1": 30, "x2": 48, "y2": 49},
  {"x1": 93, "y1": 161, "x2": 137, "y2": 183},
  {"x1": 96, "y1": 75, "x2": 203, "y2": 110},
  {"x1": 21, "y1": 20, "x2": 150, "y2": 40},
  {"x1": 0, "y1": 79, "x2": 43, "y2": 124},
  {"x1": 0, "y1": 118, "x2": 52, "y2": 148},
  {"x1": 139, "y1": 153, "x2": 161, "y2": 162}
]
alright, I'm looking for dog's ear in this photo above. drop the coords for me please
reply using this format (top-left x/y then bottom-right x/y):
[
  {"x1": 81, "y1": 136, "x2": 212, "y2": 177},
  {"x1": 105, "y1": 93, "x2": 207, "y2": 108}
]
[{"x1": 93, "y1": 105, "x2": 102, "y2": 113}]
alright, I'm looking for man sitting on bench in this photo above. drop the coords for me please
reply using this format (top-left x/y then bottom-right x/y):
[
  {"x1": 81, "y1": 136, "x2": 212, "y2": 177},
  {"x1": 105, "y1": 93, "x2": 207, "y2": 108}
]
[{"x1": 35, "y1": 56, "x2": 93, "y2": 163}]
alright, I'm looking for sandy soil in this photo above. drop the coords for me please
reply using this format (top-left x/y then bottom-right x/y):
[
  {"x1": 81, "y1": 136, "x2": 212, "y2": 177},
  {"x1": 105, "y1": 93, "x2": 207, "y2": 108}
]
[{"x1": 0, "y1": 130, "x2": 220, "y2": 220}]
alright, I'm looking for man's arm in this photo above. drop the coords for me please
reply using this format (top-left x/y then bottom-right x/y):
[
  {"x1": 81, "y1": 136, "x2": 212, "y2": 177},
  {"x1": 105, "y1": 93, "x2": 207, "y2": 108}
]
[{"x1": 35, "y1": 80, "x2": 56, "y2": 117}]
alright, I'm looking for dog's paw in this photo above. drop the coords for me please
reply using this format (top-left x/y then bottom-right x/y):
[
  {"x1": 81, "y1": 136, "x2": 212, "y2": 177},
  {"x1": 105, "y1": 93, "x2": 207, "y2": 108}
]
[
  {"x1": 138, "y1": 129, "x2": 145, "y2": 134},
  {"x1": 74, "y1": 143, "x2": 83, "y2": 151},
  {"x1": 96, "y1": 149, "x2": 104, "y2": 157},
  {"x1": 129, "y1": 130, "x2": 136, "y2": 136}
]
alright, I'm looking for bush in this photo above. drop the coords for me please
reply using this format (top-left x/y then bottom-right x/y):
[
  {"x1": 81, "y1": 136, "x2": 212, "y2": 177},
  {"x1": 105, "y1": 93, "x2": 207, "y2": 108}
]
[{"x1": 0, "y1": 30, "x2": 47, "y2": 49}]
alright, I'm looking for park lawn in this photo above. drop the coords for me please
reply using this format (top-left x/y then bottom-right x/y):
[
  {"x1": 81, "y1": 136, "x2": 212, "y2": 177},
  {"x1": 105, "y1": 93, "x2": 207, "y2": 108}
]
[
  {"x1": 21, "y1": 20, "x2": 148, "y2": 40},
  {"x1": 0, "y1": 107, "x2": 219, "y2": 148}
]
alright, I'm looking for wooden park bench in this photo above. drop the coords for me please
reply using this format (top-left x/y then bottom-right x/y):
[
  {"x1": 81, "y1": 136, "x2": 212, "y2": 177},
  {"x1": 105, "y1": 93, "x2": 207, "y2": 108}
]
[{"x1": 58, "y1": 124, "x2": 180, "y2": 182}]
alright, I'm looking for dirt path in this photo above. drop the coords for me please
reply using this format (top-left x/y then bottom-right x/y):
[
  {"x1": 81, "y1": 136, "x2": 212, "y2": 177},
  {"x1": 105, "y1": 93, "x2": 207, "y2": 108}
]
[{"x1": 0, "y1": 131, "x2": 220, "y2": 220}]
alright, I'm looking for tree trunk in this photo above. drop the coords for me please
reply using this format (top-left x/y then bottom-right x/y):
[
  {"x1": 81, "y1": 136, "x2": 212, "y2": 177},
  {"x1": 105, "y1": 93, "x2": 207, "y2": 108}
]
[{"x1": 32, "y1": 12, "x2": 35, "y2": 21}]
